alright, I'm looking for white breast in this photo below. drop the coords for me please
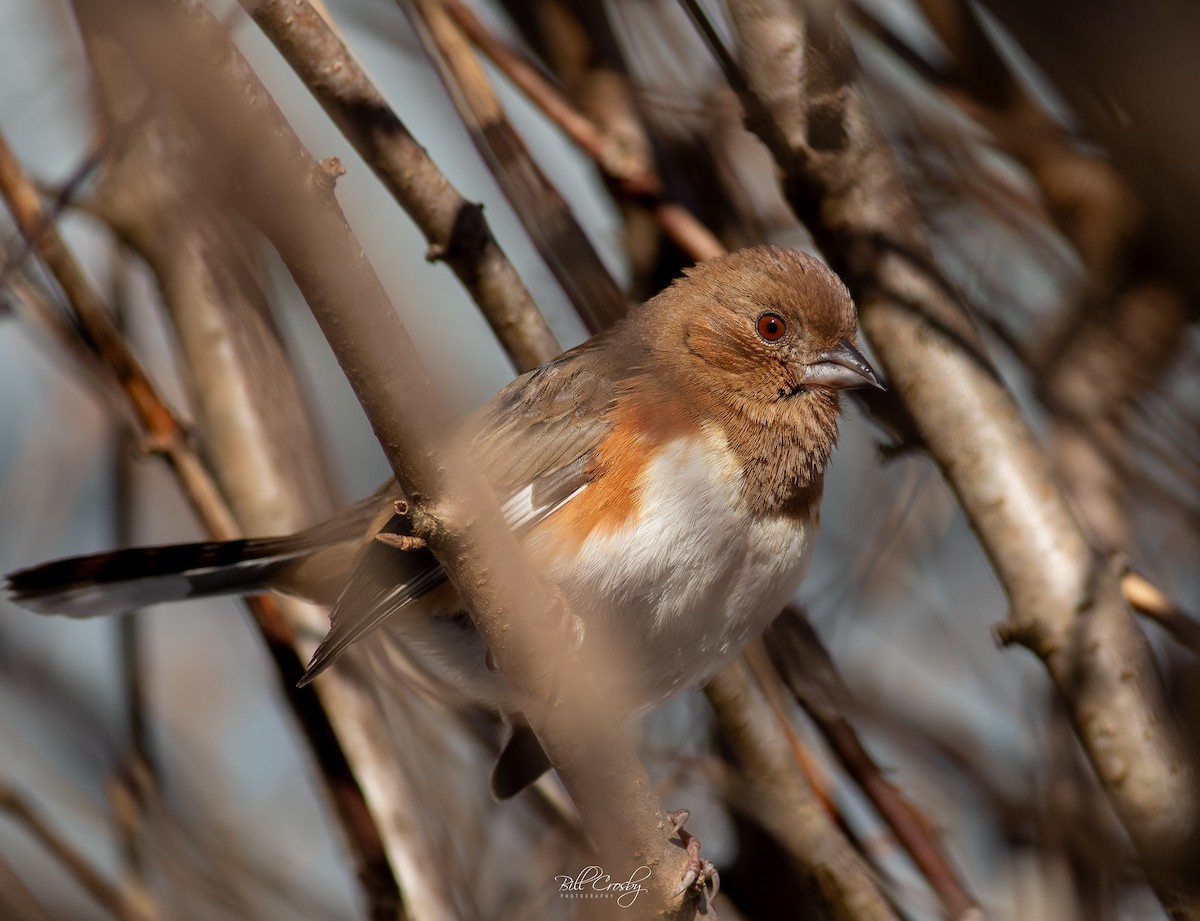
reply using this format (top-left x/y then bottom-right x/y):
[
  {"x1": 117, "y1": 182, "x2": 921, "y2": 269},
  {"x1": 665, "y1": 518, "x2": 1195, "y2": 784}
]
[{"x1": 539, "y1": 429, "x2": 815, "y2": 706}]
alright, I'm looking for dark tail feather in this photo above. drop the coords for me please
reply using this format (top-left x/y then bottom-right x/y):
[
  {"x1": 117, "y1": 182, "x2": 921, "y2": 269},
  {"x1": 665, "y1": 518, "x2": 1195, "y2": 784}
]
[
  {"x1": 5, "y1": 536, "x2": 318, "y2": 618},
  {"x1": 490, "y1": 718, "x2": 552, "y2": 800}
]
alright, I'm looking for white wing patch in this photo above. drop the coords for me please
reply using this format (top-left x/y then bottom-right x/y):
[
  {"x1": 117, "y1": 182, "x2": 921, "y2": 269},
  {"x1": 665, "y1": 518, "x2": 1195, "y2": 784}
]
[{"x1": 500, "y1": 482, "x2": 587, "y2": 533}]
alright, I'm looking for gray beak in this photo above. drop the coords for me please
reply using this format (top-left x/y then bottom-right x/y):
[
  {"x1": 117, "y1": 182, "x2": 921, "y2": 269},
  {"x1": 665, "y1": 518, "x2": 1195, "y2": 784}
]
[{"x1": 802, "y1": 338, "x2": 884, "y2": 391}]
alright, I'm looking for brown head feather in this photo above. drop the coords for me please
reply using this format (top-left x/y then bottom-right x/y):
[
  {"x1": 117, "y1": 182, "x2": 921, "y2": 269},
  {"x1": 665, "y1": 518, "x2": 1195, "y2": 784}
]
[{"x1": 628, "y1": 246, "x2": 860, "y2": 516}]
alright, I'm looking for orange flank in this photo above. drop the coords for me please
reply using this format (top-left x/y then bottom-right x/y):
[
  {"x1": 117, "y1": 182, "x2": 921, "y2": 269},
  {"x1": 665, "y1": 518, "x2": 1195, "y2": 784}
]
[{"x1": 544, "y1": 396, "x2": 690, "y2": 549}]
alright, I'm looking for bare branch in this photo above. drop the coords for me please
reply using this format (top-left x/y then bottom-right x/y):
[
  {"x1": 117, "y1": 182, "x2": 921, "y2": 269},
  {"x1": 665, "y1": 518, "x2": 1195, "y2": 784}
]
[
  {"x1": 766, "y1": 609, "x2": 984, "y2": 921},
  {"x1": 0, "y1": 851, "x2": 58, "y2": 921},
  {"x1": 398, "y1": 0, "x2": 628, "y2": 333},
  {"x1": 238, "y1": 0, "x2": 559, "y2": 373},
  {"x1": 685, "y1": 0, "x2": 1200, "y2": 911},
  {"x1": 1124, "y1": 572, "x2": 1200, "y2": 658},
  {"x1": 705, "y1": 659, "x2": 900, "y2": 921},
  {"x1": 111, "y1": 0, "x2": 698, "y2": 914},
  {"x1": 443, "y1": 0, "x2": 725, "y2": 263},
  {"x1": 0, "y1": 781, "x2": 149, "y2": 921},
  {"x1": 0, "y1": 128, "x2": 237, "y2": 538},
  {"x1": 0, "y1": 124, "x2": 407, "y2": 921}
]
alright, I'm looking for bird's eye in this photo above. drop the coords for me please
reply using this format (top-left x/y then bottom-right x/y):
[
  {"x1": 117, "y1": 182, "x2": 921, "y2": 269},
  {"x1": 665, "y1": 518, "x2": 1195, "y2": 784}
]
[{"x1": 756, "y1": 312, "x2": 786, "y2": 342}]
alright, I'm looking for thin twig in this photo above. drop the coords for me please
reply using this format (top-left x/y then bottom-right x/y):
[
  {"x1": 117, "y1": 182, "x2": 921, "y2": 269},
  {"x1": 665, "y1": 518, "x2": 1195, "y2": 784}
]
[
  {"x1": 4, "y1": 274, "x2": 130, "y2": 416},
  {"x1": 1123, "y1": 571, "x2": 1200, "y2": 658},
  {"x1": 766, "y1": 610, "x2": 984, "y2": 921},
  {"x1": 238, "y1": 0, "x2": 559, "y2": 373},
  {"x1": 443, "y1": 0, "x2": 725, "y2": 263},
  {"x1": 0, "y1": 782, "x2": 147, "y2": 921},
  {"x1": 108, "y1": 248, "x2": 155, "y2": 904},
  {"x1": 0, "y1": 127, "x2": 406, "y2": 921},
  {"x1": 399, "y1": 0, "x2": 628, "y2": 334},
  {"x1": 116, "y1": 1, "x2": 698, "y2": 914}
]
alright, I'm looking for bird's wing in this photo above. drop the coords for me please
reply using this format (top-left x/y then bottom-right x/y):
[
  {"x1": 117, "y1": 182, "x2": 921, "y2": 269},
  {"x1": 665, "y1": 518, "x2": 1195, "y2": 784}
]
[{"x1": 300, "y1": 332, "x2": 642, "y2": 683}]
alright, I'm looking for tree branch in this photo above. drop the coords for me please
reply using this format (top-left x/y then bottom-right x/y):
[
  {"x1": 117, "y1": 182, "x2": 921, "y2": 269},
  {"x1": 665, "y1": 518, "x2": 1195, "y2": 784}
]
[
  {"x1": 0, "y1": 123, "x2": 406, "y2": 921},
  {"x1": 0, "y1": 781, "x2": 148, "y2": 921},
  {"x1": 116, "y1": 0, "x2": 698, "y2": 914},
  {"x1": 705, "y1": 660, "x2": 899, "y2": 921},
  {"x1": 685, "y1": 0, "x2": 1199, "y2": 912},
  {"x1": 443, "y1": 0, "x2": 725, "y2": 263},
  {"x1": 398, "y1": 0, "x2": 628, "y2": 333},
  {"x1": 238, "y1": 0, "x2": 559, "y2": 374},
  {"x1": 766, "y1": 609, "x2": 983, "y2": 921}
]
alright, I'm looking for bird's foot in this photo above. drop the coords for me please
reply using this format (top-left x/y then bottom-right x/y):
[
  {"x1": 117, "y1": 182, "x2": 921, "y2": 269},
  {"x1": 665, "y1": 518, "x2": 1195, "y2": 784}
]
[{"x1": 668, "y1": 809, "x2": 719, "y2": 908}]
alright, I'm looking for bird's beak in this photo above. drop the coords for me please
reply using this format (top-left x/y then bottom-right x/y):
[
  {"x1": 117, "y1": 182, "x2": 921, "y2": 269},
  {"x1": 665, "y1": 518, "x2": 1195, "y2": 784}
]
[{"x1": 802, "y1": 338, "x2": 884, "y2": 391}]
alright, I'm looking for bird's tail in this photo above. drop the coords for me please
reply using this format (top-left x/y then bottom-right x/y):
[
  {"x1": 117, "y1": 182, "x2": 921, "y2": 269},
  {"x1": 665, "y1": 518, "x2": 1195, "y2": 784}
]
[{"x1": 5, "y1": 534, "x2": 323, "y2": 618}]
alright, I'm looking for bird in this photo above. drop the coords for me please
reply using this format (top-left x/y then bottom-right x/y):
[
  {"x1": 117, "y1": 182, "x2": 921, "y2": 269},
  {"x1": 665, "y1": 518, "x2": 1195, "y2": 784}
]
[{"x1": 6, "y1": 245, "x2": 881, "y2": 796}]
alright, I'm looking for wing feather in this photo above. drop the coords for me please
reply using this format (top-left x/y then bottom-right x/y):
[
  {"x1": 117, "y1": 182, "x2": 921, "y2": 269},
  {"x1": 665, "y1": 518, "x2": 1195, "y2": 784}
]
[{"x1": 302, "y1": 331, "x2": 644, "y2": 681}]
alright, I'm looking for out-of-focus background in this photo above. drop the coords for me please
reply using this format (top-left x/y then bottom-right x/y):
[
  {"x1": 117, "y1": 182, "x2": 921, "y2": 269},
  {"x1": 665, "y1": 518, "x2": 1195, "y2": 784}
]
[{"x1": 0, "y1": 1, "x2": 1197, "y2": 919}]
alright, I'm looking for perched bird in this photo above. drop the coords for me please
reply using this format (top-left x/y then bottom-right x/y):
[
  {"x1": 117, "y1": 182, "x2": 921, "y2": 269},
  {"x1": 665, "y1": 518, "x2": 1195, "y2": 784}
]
[{"x1": 7, "y1": 246, "x2": 880, "y2": 795}]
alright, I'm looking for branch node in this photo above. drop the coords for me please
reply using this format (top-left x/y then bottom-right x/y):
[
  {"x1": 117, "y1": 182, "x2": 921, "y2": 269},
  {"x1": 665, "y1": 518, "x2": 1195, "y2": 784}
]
[
  {"x1": 993, "y1": 618, "x2": 1049, "y2": 651},
  {"x1": 319, "y1": 156, "x2": 345, "y2": 180},
  {"x1": 135, "y1": 431, "x2": 174, "y2": 458},
  {"x1": 374, "y1": 532, "x2": 426, "y2": 551}
]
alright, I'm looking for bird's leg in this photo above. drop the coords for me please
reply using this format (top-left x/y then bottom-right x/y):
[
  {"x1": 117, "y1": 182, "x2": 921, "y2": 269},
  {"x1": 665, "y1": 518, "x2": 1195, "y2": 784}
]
[{"x1": 668, "y1": 809, "x2": 719, "y2": 906}]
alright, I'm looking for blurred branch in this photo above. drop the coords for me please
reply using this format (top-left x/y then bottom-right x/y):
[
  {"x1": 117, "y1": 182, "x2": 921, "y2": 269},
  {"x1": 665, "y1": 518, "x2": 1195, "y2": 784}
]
[
  {"x1": 238, "y1": 0, "x2": 559, "y2": 374},
  {"x1": 1039, "y1": 280, "x2": 1191, "y2": 550},
  {"x1": 682, "y1": 0, "x2": 1200, "y2": 911},
  {"x1": 117, "y1": 0, "x2": 698, "y2": 914},
  {"x1": 974, "y1": 0, "x2": 1200, "y2": 297},
  {"x1": 443, "y1": 0, "x2": 725, "y2": 263},
  {"x1": 766, "y1": 609, "x2": 983, "y2": 921},
  {"x1": 0, "y1": 851, "x2": 57, "y2": 921},
  {"x1": 0, "y1": 119, "x2": 130, "y2": 292},
  {"x1": 107, "y1": 251, "x2": 154, "y2": 904},
  {"x1": 1124, "y1": 571, "x2": 1200, "y2": 659},
  {"x1": 889, "y1": 0, "x2": 1191, "y2": 554},
  {"x1": 4, "y1": 273, "x2": 129, "y2": 414},
  {"x1": 906, "y1": 0, "x2": 1138, "y2": 290},
  {"x1": 398, "y1": 0, "x2": 628, "y2": 333},
  {"x1": 76, "y1": 1, "x2": 462, "y2": 911},
  {"x1": 501, "y1": 0, "x2": 788, "y2": 297},
  {"x1": 0, "y1": 781, "x2": 149, "y2": 921},
  {"x1": 0, "y1": 124, "x2": 407, "y2": 921},
  {"x1": 705, "y1": 659, "x2": 900, "y2": 921},
  {"x1": 0, "y1": 128, "x2": 237, "y2": 537}
]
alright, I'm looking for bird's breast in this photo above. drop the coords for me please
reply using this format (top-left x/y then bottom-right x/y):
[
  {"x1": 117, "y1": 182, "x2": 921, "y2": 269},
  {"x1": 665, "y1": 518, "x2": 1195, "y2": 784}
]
[{"x1": 532, "y1": 427, "x2": 816, "y2": 706}]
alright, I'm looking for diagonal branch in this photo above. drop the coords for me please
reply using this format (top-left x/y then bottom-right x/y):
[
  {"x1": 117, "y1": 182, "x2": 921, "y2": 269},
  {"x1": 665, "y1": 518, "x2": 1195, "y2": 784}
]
[
  {"x1": 705, "y1": 659, "x2": 899, "y2": 921},
  {"x1": 0, "y1": 126, "x2": 406, "y2": 921},
  {"x1": 238, "y1": 0, "x2": 559, "y2": 374},
  {"x1": 682, "y1": 0, "x2": 1200, "y2": 913},
  {"x1": 442, "y1": 0, "x2": 725, "y2": 264},
  {"x1": 766, "y1": 609, "x2": 983, "y2": 921},
  {"x1": 0, "y1": 781, "x2": 148, "y2": 921},
  {"x1": 398, "y1": 0, "x2": 628, "y2": 334},
  {"x1": 114, "y1": 0, "x2": 698, "y2": 915}
]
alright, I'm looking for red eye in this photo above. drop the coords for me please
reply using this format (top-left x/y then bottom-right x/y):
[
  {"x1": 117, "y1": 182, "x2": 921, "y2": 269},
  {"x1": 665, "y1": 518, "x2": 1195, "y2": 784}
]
[{"x1": 756, "y1": 312, "x2": 786, "y2": 342}]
